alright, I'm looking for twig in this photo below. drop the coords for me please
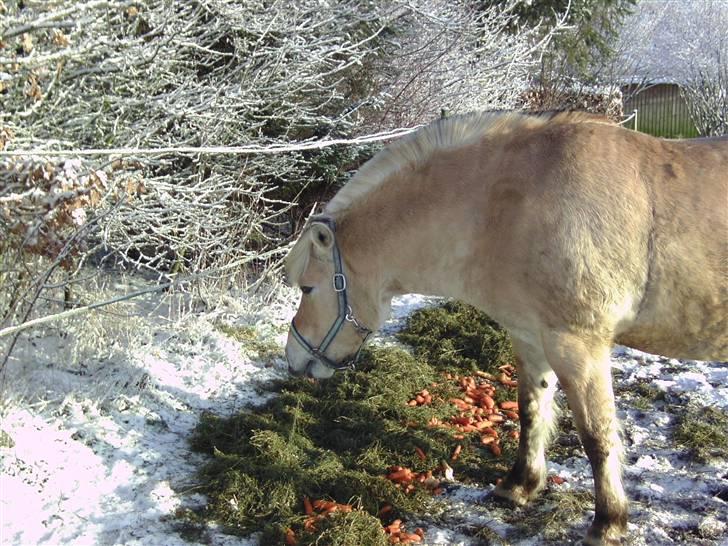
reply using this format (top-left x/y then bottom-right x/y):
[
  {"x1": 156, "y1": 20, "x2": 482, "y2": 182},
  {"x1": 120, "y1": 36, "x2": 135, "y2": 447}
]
[
  {"x1": 0, "y1": 127, "x2": 420, "y2": 157},
  {"x1": 2, "y1": 21, "x2": 76, "y2": 40},
  {"x1": 0, "y1": 281, "x2": 178, "y2": 339}
]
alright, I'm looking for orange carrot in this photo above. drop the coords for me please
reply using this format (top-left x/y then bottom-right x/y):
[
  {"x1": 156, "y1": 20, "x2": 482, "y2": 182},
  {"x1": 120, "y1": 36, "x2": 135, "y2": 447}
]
[
  {"x1": 450, "y1": 397, "x2": 469, "y2": 407},
  {"x1": 451, "y1": 444, "x2": 463, "y2": 461},
  {"x1": 386, "y1": 519, "x2": 402, "y2": 533},
  {"x1": 499, "y1": 364, "x2": 515, "y2": 374},
  {"x1": 415, "y1": 446, "x2": 427, "y2": 461},
  {"x1": 285, "y1": 528, "x2": 298, "y2": 546},
  {"x1": 378, "y1": 504, "x2": 393, "y2": 516},
  {"x1": 500, "y1": 400, "x2": 519, "y2": 410},
  {"x1": 388, "y1": 468, "x2": 414, "y2": 482},
  {"x1": 490, "y1": 443, "x2": 502, "y2": 456}
]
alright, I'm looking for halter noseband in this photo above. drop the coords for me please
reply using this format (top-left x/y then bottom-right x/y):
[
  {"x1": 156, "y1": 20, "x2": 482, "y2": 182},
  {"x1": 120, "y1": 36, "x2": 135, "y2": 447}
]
[{"x1": 290, "y1": 217, "x2": 372, "y2": 373}]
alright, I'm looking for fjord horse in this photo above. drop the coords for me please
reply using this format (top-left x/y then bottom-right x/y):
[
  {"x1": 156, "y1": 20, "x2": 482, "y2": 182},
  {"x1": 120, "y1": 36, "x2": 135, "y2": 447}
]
[{"x1": 284, "y1": 111, "x2": 728, "y2": 545}]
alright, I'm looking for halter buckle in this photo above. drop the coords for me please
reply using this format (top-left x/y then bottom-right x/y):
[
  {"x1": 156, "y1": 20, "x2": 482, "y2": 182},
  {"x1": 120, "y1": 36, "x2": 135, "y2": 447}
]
[{"x1": 333, "y1": 273, "x2": 347, "y2": 292}]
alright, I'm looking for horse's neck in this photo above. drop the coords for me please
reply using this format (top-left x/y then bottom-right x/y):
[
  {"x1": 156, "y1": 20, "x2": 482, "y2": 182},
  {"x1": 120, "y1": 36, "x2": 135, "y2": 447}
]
[{"x1": 339, "y1": 190, "x2": 470, "y2": 301}]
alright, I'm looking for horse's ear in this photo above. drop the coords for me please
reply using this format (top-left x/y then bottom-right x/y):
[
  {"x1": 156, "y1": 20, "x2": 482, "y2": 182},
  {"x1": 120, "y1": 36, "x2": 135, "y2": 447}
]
[{"x1": 310, "y1": 222, "x2": 335, "y2": 252}]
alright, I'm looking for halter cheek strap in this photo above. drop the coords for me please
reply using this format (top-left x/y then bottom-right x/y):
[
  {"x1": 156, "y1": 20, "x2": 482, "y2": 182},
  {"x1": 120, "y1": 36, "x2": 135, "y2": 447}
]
[{"x1": 290, "y1": 217, "x2": 372, "y2": 372}]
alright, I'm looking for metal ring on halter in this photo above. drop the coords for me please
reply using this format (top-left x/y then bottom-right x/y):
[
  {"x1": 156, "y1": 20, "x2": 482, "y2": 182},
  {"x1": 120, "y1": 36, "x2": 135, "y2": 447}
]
[{"x1": 333, "y1": 273, "x2": 346, "y2": 292}]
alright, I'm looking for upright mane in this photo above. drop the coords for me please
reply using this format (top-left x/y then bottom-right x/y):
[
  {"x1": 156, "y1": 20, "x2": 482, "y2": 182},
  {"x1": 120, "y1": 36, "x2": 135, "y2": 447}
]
[{"x1": 325, "y1": 110, "x2": 608, "y2": 215}]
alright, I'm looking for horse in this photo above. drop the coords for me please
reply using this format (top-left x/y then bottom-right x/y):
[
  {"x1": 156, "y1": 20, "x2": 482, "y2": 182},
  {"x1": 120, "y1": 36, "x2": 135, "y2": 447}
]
[{"x1": 284, "y1": 111, "x2": 728, "y2": 545}]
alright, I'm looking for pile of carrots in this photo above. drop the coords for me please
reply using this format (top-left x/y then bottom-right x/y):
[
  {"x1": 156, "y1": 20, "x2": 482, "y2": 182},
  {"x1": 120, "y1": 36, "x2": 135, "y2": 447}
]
[
  {"x1": 285, "y1": 498, "x2": 355, "y2": 545},
  {"x1": 285, "y1": 497, "x2": 426, "y2": 545},
  {"x1": 304, "y1": 498, "x2": 352, "y2": 528},
  {"x1": 287, "y1": 366, "x2": 522, "y2": 545},
  {"x1": 385, "y1": 464, "x2": 443, "y2": 495},
  {"x1": 383, "y1": 519, "x2": 425, "y2": 544},
  {"x1": 408, "y1": 366, "x2": 521, "y2": 457}
]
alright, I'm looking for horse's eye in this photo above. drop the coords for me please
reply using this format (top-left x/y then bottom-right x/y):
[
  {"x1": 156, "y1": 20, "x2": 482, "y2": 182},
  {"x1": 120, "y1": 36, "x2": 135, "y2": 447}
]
[{"x1": 301, "y1": 286, "x2": 314, "y2": 295}]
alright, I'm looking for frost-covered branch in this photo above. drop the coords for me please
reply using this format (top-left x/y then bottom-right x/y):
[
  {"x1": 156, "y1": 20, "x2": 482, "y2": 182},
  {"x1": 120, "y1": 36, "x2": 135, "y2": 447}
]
[
  {"x1": 365, "y1": 0, "x2": 567, "y2": 129},
  {"x1": 609, "y1": 0, "x2": 728, "y2": 135},
  {"x1": 0, "y1": 0, "x2": 566, "y2": 363}
]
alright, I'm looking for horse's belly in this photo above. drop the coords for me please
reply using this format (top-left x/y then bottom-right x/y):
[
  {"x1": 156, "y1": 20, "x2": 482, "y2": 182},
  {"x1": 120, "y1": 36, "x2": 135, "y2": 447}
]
[{"x1": 615, "y1": 302, "x2": 728, "y2": 361}]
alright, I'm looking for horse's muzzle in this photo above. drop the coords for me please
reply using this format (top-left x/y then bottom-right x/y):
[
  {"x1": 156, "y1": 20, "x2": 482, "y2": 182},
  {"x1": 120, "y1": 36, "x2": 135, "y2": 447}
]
[{"x1": 288, "y1": 359, "x2": 317, "y2": 378}]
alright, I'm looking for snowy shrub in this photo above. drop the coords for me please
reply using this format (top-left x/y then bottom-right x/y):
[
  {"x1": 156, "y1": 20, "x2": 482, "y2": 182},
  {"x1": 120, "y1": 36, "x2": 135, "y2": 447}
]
[{"x1": 0, "y1": 0, "x2": 563, "y2": 354}]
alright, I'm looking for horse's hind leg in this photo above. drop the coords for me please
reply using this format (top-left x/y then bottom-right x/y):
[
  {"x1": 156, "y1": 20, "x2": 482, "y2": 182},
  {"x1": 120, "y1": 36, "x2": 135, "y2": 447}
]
[
  {"x1": 542, "y1": 332, "x2": 627, "y2": 546},
  {"x1": 494, "y1": 338, "x2": 558, "y2": 505}
]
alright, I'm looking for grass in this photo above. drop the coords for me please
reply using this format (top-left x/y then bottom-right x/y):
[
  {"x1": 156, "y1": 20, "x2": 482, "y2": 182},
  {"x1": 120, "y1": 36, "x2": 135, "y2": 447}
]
[
  {"x1": 673, "y1": 405, "x2": 728, "y2": 463},
  {"x1": 612, "y1": 375, "x2": 666, "y2": 412},
  {"x1": 502, "y1": 489, "x2": 594, "y2": 543},
  {"x1": 189, "y1": 302, "x2": 517, "y2": 544}
]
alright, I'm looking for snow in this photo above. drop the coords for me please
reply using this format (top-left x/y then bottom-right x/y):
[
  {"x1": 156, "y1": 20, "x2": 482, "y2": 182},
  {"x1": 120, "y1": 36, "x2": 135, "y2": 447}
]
[{"x1": 1, "y1": 284, "x2": 727, "y2": 545}]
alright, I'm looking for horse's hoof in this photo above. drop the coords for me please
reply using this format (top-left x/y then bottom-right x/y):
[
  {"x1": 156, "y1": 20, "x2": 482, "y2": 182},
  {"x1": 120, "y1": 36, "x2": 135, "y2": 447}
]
[
  {"x1": 582, "y1": 523, "x2": 624, "y2": 546},
  {"x1": 492, "y1": 482, "x2": 539, "y2": 506}
]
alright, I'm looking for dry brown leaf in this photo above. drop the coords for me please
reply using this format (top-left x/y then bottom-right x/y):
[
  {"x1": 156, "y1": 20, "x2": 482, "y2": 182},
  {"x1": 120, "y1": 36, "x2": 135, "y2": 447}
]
[
  {"x1": 52, "y1": 30, "x2": 70, "y2": 47},
  {"x1": 25, "y1": 75, "x2": 42, "y2": 101}
]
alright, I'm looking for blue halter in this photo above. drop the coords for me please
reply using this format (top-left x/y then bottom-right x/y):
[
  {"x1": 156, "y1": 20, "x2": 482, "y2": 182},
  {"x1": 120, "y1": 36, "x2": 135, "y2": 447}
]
[{"x1": 290, "y1": 217, "x2": 372, "y2": 372}]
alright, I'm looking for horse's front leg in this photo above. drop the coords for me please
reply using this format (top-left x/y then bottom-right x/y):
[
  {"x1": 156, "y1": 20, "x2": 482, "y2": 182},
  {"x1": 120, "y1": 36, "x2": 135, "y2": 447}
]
[
  {"x1": 494, "y1": 339, "x2": 559, "y2": 505},
  {"x1": 543, "y1": 332, "x2": 628, "y2": 546}
]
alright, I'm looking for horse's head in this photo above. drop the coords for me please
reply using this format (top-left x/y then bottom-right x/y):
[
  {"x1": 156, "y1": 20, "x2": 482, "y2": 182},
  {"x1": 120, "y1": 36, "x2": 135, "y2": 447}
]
[{"x1": 284, "y1": 216, "x2": 380, "y2": 379}]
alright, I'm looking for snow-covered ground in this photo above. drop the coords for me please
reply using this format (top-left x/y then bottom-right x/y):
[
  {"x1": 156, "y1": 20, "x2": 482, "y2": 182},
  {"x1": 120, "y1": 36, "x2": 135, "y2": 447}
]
[{"x1": 1, "y1": 281, "x2": 727, "y2": 545}]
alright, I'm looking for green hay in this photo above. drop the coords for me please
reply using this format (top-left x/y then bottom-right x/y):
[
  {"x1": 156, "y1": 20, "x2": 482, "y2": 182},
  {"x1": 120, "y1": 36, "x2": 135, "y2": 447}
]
[
  {"x1": 397, "y1": 300, "x2": 514, "y2": 376},
  {"x1": 298, "y1": 510, "x2": 389, "y2": 546},
  {"x1": 467, "y1": 525, "x2": 509, "y2": 545},
  {"x1": 502, "y1": 489, "x2": 594, "y2": 543},
  {"x1": 190, "y1": 302, "x2": 518, "y2": 544},
  {"x1": 673, "y1": 406, "x2": 728, "y2": 463}
]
